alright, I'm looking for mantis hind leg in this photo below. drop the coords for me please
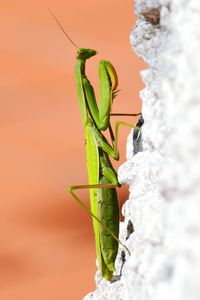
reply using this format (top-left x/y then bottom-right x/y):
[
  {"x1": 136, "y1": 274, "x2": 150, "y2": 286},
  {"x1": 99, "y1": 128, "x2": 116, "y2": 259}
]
[
  {"x1": 68, "y1": 183, "x2": 130, "y2": 281},
  {"x1": 110, "y1": 113, "x2": 141, "y2": 117},
  {"x1": 67, "y1": 183, "x2": 130, "y2": 255}
]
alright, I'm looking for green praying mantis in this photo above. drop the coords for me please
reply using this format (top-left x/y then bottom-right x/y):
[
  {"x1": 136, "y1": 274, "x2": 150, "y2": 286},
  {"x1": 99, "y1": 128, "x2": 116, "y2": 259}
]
[{"x1": 50, "y1": 10, "x2": 142, "y2": 281}]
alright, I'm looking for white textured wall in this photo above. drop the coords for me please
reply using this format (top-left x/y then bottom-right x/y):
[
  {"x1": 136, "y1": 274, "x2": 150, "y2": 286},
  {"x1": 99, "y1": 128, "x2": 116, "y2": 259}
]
[{"x1": 84, "y1": 1, "x2": 200, "y2": 299}]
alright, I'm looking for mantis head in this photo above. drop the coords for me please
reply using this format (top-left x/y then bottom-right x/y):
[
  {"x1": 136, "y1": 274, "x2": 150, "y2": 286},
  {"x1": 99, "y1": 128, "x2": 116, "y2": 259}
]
[{"x1": 76, "y1": 48, "x2": 97, "y2": 60}]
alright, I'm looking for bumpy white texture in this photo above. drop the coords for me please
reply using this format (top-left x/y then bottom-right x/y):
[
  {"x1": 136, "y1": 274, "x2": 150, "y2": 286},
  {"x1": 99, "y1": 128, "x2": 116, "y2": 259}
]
[
  {"x1": 157, "y1": 1, "x2": 200, "y2": 300},
  {"x1": 84, "y1": 1, "x2": 200, "y2": 299}
]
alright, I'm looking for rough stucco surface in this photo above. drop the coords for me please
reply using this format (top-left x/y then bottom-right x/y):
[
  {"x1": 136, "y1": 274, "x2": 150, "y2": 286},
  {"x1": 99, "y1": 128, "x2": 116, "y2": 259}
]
[{"x1": 84, "y1": 0, "x2": 200, "y2": 299}]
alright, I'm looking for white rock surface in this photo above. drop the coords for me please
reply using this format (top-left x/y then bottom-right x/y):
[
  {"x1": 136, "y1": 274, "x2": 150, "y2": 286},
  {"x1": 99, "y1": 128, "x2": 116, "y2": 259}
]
[{"x1": 84, "y1": 1, "x2": 200, "y2": 299}]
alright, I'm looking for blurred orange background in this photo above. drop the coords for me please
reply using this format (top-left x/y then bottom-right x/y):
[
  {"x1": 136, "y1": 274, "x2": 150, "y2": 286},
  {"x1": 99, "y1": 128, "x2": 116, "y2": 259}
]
[{"x1": 0, "y1": 1, "x2": 145, "y2": 299}]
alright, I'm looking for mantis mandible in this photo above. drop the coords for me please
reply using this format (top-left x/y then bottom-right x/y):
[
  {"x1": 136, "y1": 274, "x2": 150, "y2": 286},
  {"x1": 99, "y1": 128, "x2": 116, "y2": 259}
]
[{"x1": 50, "y1": 10, "x2": 141, "y2": 281}]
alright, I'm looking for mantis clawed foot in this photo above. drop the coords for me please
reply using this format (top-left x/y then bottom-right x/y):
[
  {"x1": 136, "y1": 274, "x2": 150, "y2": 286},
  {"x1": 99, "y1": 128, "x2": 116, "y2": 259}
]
[
  {"x1": 110, "y1": 250, "x2": 126, "y2": 283},
  {"x1": 111, "y1": 219, "x2": 136, "y2": 282}
]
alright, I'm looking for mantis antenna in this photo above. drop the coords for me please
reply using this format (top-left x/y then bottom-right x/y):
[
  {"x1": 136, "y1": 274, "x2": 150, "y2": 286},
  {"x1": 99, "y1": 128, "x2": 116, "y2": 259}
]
[{"x1": 48, "y1": 8, "x2": 78, "y2": 48}]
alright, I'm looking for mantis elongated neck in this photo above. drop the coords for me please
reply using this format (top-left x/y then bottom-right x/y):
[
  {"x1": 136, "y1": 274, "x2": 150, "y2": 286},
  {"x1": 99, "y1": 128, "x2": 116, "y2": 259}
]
[
  {"x1": 77, "y1": 58, "x2": 86, "y2": 77},
  {"x1": 75, "y1": 59, "x2": 88, "y2": 127}
]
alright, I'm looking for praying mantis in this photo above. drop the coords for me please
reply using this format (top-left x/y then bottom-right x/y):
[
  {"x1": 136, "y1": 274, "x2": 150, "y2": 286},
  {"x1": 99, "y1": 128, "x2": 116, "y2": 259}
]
[{"x1": 50, "y1": 10, "x2": 142, "y2": 281}]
